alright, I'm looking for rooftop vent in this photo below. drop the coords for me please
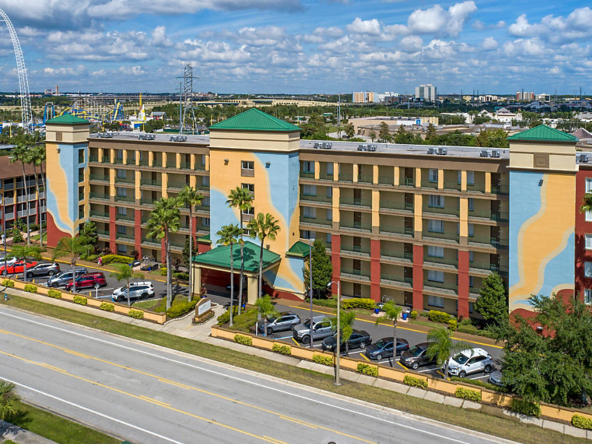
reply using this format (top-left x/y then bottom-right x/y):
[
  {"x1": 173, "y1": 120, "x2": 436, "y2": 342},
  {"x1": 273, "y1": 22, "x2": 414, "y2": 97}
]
[
  {"x1": 427, "y1": 147, "x2": 435, "y2": 154},
  {"x1": 321, "y1": 142, "x2": 332, "y2": 149},
  {"x1": 169, "y1": 135, "x2": 187, "y2": 142},
  {"x1": 579, "y1": 153, "x2": 589, "y2": 163},
  {"x1": 480, "y1": 150, "x2": 490, "y2": 158},
  {"x1": 138, "y1": 134, "x2": 155, "y2": 141},
  {"x1": 97, "y1": 132, "x2": 113, "y2": 138},
  {"x1": 357, "y1": 144, "x2": 367, "y2": 151},
  {"x1": 437, "y1": 147, "x2": 448, "y2": 155},
  {"x1": 313, "y1": 142, "x2": 320, "y2": 149},
  {"x1": 491, "y1": 150, "x2": 500, "y2": 158},
  {"x1": 368, "y1": 144, "x2": 377, "y2": 152}
]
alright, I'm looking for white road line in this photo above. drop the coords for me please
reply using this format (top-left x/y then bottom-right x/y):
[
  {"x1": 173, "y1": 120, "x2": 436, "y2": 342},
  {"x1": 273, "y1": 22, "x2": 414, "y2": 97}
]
[
  {"x1": 0, "y1": 377, "x2": 185, "y2": 444},
  {"x1": 0, "y1": 310, "x2": 477, "y2": 444}
]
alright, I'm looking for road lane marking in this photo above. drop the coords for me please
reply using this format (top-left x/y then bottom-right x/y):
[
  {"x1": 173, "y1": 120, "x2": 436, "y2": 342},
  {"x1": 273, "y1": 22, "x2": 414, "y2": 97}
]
[
  {"x1": 264, "y1": 436, "x2": 290, "y2": 444},
  {"x1": 0, "y1": 310, "x2": 478, "y2": 444},
  {"x1": 280, "y1": 416, "x2": 318, "y2": 429},
  {"x1": 0, "y1": 350, "x2": 286, "y2": 444},
  {"x1": 0, "y1": 377, "x2": 185, "y2": 444}
]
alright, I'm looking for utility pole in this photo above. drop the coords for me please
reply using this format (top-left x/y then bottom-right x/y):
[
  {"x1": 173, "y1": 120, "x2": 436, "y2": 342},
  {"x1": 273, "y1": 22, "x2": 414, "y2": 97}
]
[{"x1": 309, "y1": 238, "x2": 314, "y2": 350}]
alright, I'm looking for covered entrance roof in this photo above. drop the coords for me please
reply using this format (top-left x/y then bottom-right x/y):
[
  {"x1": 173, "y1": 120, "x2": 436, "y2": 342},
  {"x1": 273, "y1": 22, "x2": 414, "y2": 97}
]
[{"x1": 192, "y1": 241, "x2": 281, "y2": 273}]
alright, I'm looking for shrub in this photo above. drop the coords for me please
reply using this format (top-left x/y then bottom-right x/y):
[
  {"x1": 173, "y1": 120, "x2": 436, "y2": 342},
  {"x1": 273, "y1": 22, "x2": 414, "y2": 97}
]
[
  {"x1": 100, "y1": 302, "x2": 115, "y2": 312},
  {"x1": 428, "y1": 310, "x2": 452, "y2": 324},
  {"x1": 23, "y1": 284, "x2": 37, "y2": 293},
  {"x1": 312, "y1": 354, "x2": 334, "y2": 366},
  {"x1": 403, "y1": 375, "x2": 428, "y2": 389},
  {"x1": 173, "y1": 272, "x2": 189, "y2": 281},
  {"x1": 450, "y1": 376, "x2": 502, "y2": 392},
  {"x1": 410, "y1": 310, "x2": 418, "y2": 320},
  {"x1": 510, "y1": 399, "x2": 541, "y2": 418},
  {"x1": 128, "y1": 309, "x2": 144, "y2": 319},
  {"x1": 572, "y1": 414, "x2": 592, "y2": 430},
  {"x1": 457, "y1": 324, "x2": 479, "y2": 335},
  {"x1": 29, "y1": 223, "x2": 38, "y2": 231},
  {"x1": 455, "y1": 387, "x2": 482, "y2": 402},
  {"x1": 86, "y1": 254, "x2": 99, "y2": 262},
  {"x1": 448, "y1": 319, "x2": 457, "y2": 331},
  {"x1": 272, "y1": 343, "x2": 292, "y2": 355},
  {"x1": 101, "y1": 254, "x2": 134, "y2": 265},
  {"x1": 234, "y1": 334, "x2": 252, "y2": 346},
  {"x1": 229, "y1": 308, "x2": 258, "y2": 332},
  {"x1": 166, "y1": 300, "x2": 198, "y2": 318},
  {"x1": 341, "y1": 298, "x2": 376, "y2": 310},
  {"x1": 3, "y1": 280, "x2": 14, "y2": 288},
  {"x1": 73, "y1": 295, "x2": 87, "y2": 306},
  {"x1": 161, "y1": 268, "x2": 167, "y2": 276},
  {"x1": 356, "y1": 363, "x2": 378, "y2": 377},
  {"x1": 217, "y1": 306, "x2": 239, "y2": 325},
  {"x1": 47, "y1": 289, "x2": 62, "y2": 299}
]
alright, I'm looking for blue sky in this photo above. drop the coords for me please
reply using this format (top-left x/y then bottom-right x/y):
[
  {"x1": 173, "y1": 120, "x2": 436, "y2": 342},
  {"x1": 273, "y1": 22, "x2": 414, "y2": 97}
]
[{"x1": 0, "y1": 0, "x2": 590, "y2": 94}]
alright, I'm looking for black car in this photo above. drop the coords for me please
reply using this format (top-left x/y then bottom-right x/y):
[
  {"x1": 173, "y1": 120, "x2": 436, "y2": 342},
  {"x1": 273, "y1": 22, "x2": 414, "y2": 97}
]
[
  {"x1": 365, "y1": 337, "x2": 409, "y2": 361},
  {"x1": 400, "y1": 342, "x2": 438, "y2": 370},
  {"x1": 25, "y1": 262, "x2": 60, "y2": 278},
  {"x1": 322, "y1": 330, "x2": 372, "y2": 353}
]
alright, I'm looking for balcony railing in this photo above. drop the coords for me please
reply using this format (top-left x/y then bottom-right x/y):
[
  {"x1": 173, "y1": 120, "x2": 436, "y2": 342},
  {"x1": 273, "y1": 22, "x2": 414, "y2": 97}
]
[
  {"x1": 421, "y1": 180, "x2": 439, "y2": 189},
  {"x1": 300, "y1": 171, "x2": 315, "y2": 179},
  {"x1": 168, "y1": 181, "x2": 187, "y2": 190},
  {"x1": 340, "y1": 220, "x2": 371, "y2": 232},
  {"x1": 424, "y1": 206, "x2": 459, "y2": 217},
  {"x1": 338, "y1": 173, "x2": 354, "y2": 183},
  {"x1": 4, "y1": 197, "x2": 13, "y2": 205},
  {"x1": 424, "y1": 280, "x2": 458, "y2": 294},
  {"x1": 140, "y1": 198, "x2": 156, "y2": 206},
  {"x1": 115, "y1": 195, "x2": 135, "y2": 203},
  {"x1": 424, "y1": 256, "x2": 458, "y2": 268},
  {"x1": 378, "y1": 175, "x2": 394, "y2": 186},
  {"x1": 358, "y1": 174, "x2": 373, "y2": 184},
  {"x1": 4, "y1": 182, "x2": 13, "y2": 191},
  {"x1": 141, "y1": 179, "x2": 162, "y2": 187},
  {"x1": 300, "y1": 217, "x2": 332, "y2": 226},
  {"x1": 97, "y1": 229, "x2": 110, "y2": 238},
  {"x1": 380, "y1": 250, "x2": 413, "y2": 262},
  {"x1": 90, "y1": 210, "x2": 109, "y2": 220},
  {"x1": 468, "y1": 236, "x2": 509, "y2": 249},
  {"x1": 423, "y1": 231, "x2": 459, "y2": 242},
  {"x1": 470, "y1": 261, "x2": 509, "y2": 275},
  {"x1": 300, "y1": 194, "x2": 332, "y2": 204},
  {"x1": 443, "y1": 181, "x2": 462, "y2": 191},
  {"x1": 399, "y1": 177, "x2": 415, "y2": 187},
  {"x1": 341, "y1": 268, "x2": 370, "y2": 280},
  {"x1": 115, "y1": 233, "x2": 135, "y2": 242},
  {"x1": 115, "y1": 176, "x2": 135, "y2": 184},
  {"x1": 491, "y1": 184, "x2": 510, "y2": 195},
  {"x1": 89, "y1": 192, "x2": 110, "y2": 201},
  {"x1": 116, "y1": 212, "x2": 135, "y2": 222},
  {"x1": 142, "y1": 237, "x2": 161, "y2": 247},
  {"x1": 379, "y1": 225, "x2": 413, "y2": 236},
  {"x1": 380, "y1": 274, "x2": 413, "y2": 287},
  {"x1": 468, "y1": 210, "x2": 509, "y2": 222},
  {"x1": 341, "y1": 244, "x2": 370, "y2": 256},
  {"x1": 466, "y1": 183, "x2": 486, "y2": 193},
  {"x1": 379, "y1": 201, "x2": 413, "y2": 211},
  {"x1": 319, "y1": 172, "x2": 334, "y2": 181},
  {"x1": 340, "y1": 197, "x2": 372, "y2": 208}
]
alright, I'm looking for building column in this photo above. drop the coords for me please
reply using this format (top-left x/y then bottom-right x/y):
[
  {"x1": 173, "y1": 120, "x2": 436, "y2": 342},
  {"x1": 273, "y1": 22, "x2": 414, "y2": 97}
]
[
  {"x1": 192, "y1": 265, "x2": 201, "y2": 296},
  {"x1": 134, "y1": 209, "x2": 142, "y2": 258},
  {"x1": 370, "y1": 239, "x2": 381, "y2": 302},
  {"x1": 331, "y1": 234, "x2": 341, "y2": 297},
  {"x1": 109, "y1": 206, "x2": 116, "y2": 253},
  {"x1": 247, "y1": 274, "x2": 258, "y2": 304},
  {"x1": 412, "y1": 244, "x2": 424, "y2": 311},
  {"x1": 458, "y1": 250, "x2": 470, "y2": 318}
]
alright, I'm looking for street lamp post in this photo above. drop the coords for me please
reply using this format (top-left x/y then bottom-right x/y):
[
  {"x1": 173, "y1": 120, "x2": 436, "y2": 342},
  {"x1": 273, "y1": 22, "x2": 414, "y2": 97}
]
[
  {"x1": 309, "y1": 238, "x2": 314, "y2": 350},
  {"x1": 329, "y1": 280, "x2": 341, "y2": 386}
]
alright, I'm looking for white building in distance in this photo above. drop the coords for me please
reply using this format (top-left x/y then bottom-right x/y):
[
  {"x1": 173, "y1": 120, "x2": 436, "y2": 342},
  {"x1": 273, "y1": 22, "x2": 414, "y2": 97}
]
[{"x1": 415, "y1": 84, "x2": 437, "y2": 102}]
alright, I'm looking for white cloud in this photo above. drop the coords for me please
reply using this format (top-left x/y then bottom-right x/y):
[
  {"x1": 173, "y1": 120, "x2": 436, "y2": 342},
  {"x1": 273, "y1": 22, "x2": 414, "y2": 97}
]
[
  {"x1": 482, "y1": 37, "x2": 498, "y2": 50},
  {"x1": 151, "y1": 26, "x2": 173, "y2": 47},
  {"x1": 407, "y1": 1, "x2": 477, "y2": 37},
  {"x1": 503, "y1": 38, "x2": 545, "y2": 57},
  {"x1": 508, "y1": 8, "x2": 592, "y2": 43},
  {"x1": 399, "y1": 35, "x2": 422, "y2": 52},
  {"x1": 346, "y1": 17, "x2": 381, "y2": 35}
]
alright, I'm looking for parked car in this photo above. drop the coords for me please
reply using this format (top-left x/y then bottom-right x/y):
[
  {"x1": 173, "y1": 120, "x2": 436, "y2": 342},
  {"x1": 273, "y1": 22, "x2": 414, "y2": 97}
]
[
  {"x1": 488, "y1": 370, "x2": 503, "y2": 387},
  {"x1": 257, "y1": 312, "x2": 301, "y2": 335},
  {"x1": 112, "y1": 281, "x2": 155, "y2": 302},
  {"x1": 364, "y1": 337, "x2": 409, "y2": 360},
  {"x1": 65, "y1": 272, "x2": 107, "y2": 291},
  {"x1": 446, "y1": 348, "x2": 493, "y2": 378},
  {"x1": 400, "y1": 342, "x2": 438, "y2": 370},
  {"x1": 322, "y1": 329, "x2": 372, "y2": 353},
  {"x1": 0, "y1": 260, "x2": 38, "y2": 275},
  {"x1": 292, "y1": 315, "x2": 333, "y2": 343},
  {"x1": 25, "y1": 262, "x2": 60, "y2": 278},
  {"x1": 47, "y1": 268, "x2": 88, "y2": 287}
]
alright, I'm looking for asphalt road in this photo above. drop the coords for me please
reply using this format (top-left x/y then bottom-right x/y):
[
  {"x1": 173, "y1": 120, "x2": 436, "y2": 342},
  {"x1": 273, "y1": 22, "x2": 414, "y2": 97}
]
[{"x1": 0, "y1": 306, "x2": 510, "y2": 444}]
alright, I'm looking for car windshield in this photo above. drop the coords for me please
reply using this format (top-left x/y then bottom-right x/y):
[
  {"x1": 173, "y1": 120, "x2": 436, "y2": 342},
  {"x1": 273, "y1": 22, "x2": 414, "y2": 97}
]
[
  {"x1": 303, "y1": 319, "x2": 312, "y2": 328},
  {"x1": 408, "y1": 346, "x2": 424, "y2": 357},
  {"x1": 453, "y1": 353, "x2": 470, "y2": 365},
  {"x1": 374, "y1": 339, "x2": 388, "y2": 348}
]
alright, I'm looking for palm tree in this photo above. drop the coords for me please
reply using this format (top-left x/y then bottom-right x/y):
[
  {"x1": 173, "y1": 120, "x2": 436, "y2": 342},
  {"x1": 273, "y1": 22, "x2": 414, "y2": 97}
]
[
  {"x1": 53, "y1": 236, "x2": 93, "y2": 293},
  {"x1": 254, "y1": 294, "x2": 277, "y2": 337},
  {"x1": 146, "y1": 197, "x2": 180, "y2": 310},
  {"x1": 581, "y1": 193, "x2": 592, "y2": 214},
  {"x1": 176, "y1": 186, "x2": 204, "y2": 302},
  {"x1": 216, "y1": 224, "x2": 242, "y2": 327},
  {"x1": 226, "y1": 187, "x2": 253, "y2": 314},
  {"x1": 375, "y1": 301, "x2": 403, "y2": 366},
  {"x1": 247, "y1": 212, "x2": 281, "y2": 300},
  {"x1": 330, "y1": 309, "x2": 356, "y2": 354},
  {"x1": 10, "y1": 138, "x2": 33, "y2": 246},
  {"x1": 0, "y1": 380, "x2": 20, "y2": 421},
  {"x1": 110, "y1": 263, "x2": 144, "y2": 306},
  {"x1": 30, "y1": 144, "x2": 46, "y2": 246},
  {"x1": 425, "y1": 327, "x2": 471, "y2": 379},
  {"x1": 7, "y1": 244, "x2": 41, "y2": 283}
]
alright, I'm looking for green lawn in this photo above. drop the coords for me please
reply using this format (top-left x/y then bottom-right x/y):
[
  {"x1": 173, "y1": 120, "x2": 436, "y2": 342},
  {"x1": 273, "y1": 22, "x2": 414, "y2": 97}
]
[
  {"x1": 8, "y1": 400, "x2": 119, "y2": 444},
  {"x1": 30, "y1": 233, "x2": 47, "y2": 242},
  {"x1": 132, "y1": 294, "x2": 188, "y2": 313},
  {"x1": 0, "y1": 295, "x2": 586, "y2": 444}
]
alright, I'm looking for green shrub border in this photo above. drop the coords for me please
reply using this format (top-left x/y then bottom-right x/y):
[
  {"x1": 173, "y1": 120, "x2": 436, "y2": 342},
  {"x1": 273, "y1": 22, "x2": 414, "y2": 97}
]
[
  {"x1": 272, "y1": 343, "x2": 291, "y2": 355},
  {"x1": 572, "y1": 414, "x2": 592, "y2": 430},
  {"x1": 234, "y1": 334, "x2": 252, "y2": 346},
  {"x1": 73, "y1": 295, "x2": 87, "y2": 306},
  {"x1": 47, "y1": 289, "x2": 62, "y2": 299},
  {"x1": 3, "y1": 280, "x2": 14, "y2": 288},
  {"x1": 128, "y1": 309, "x2": 144, "y2": 319},
  {"x1": 455, "y1": 387, "x2": 482, "y2": 402},
  {"x1": 100, "y1": 302, "x2": 115, "y2": 312},
  {"x1": 510, "y1": 398, "x2": 541, "y2": 418},
  {"x1": 312, "y1": 354, "x2": 334, "y2": 366},
  {"x1": 403, "y1": 375, "x2": 428, "y2": 389},
  {"x1": 356, "y1": 363, "x2": 378, "y2": 377},
  {"x1": 23, "y1": 284, "x2": 37, "y2": 294}
]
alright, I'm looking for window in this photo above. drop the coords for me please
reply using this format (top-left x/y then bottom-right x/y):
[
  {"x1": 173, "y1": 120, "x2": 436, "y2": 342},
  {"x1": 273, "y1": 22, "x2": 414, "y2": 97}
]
[
  {"x1": 428, "y1": 296, "x2": 444, "y2": 307},
  {"x1": 587, "y1": 211, "x2": 592, "y2": 223},
  {"x1": 117, "y1": 225, "x2": 127, "y2": 234},
  {"x1": 201, "y1": 155, "x2": 206, "y2": 166},
  {"x1": 326, "y1": 233, "x2": 332, "y2": 244},
  {"x1": 428, "y1": 195, "x2": 444, "y2": 208},
  {"x1": 301, "y1": 230, "x2": 315, "y2": 240},
  {"x1": 117, "y1": 244, "x2": 127, "y2": 254},
  {"x1": 469, "y1": 276, "x2": 474, "y2": 287},
  {"x1": 586, "y1": 262, "x2": 592, "y2": 278},
  {"x1": 586, "y1": 178, "x2": 592, "y2": 193},
  {"x1": 327, "y1": 163, "x2": 334, "y2": 175},
  {"x1": 302, "y1": 161, "x2": 315, "y2": 173},
  {"x1": 202, "y1": 217, "x2": 210, "y2": 227},
  {"x1": 469, "y1": 302, "x2": 474, "y2": 313},
  {"x1": 586, "y1": 235, "x2": 592, "y2": 250},
  {"x1": 468, "y1": 223, "x2": 474, "y2": 237},
  {"x1": 457, "y1": 171, "x2": 475, "y2": 185},
  {"x1": 326, "y1": 187, "x2": 333, "y2": 198},
  {"x1": 78, "y1": 205, "x2": 84, "y2": 219},
  {"x1": 585, "y1": 290, "x2": 592, "y2": 305},
  {"x1": 303, "y1": 207, "x2": 316, "y2": 218},
  {"x1": 428, "y1": 169, "x2": 438, "y2": 183},
  {"x1": 117, "y1": 207, "x2": 127, "y2": 216},
  {"x1": 116, "y1": 150, "x2": 123, "y2": 161},
  {"x1": 428, "y1": 270, "x2": 444, "y2": 282},
  {"x1": 427, "y1": 246, "x2": 444, "y2": 258},
  {"x1": 56, "y1": 132, "x2": 62, "y2": 141},
  {"x1": 116, "y1": 188, "x2": 127, "y2": 197},
  {"x1": 78, "y1": 167, "x2": 84, "y2": 183},
  {"x1": 243, "y1": 206, "x2": 254, "y2": 215},
  {"x1": 78, "y1": 186, "x2": 84, "y2": 201},
  {"x1": 78, "y1": 150, "x2": 85, "y2": 164},
  {"x1": 469, "y1": 251, "x2": 474, "y2": 262},
  {"x1": 116, "y1": 169, "x2": 126, "y2": 178},
  {"x1": 428, "y1": 220, "x2": 444, "y2": 233},
  {"x1": 202, "y1": 176, "x2": 210, "y2": 186},
  {"x1": 326, "y1": 209, "x2": 333, "y2": 221},
  {"x1": 241, "y1": 161, "x2": 254, "y2": 177},
  {"x1": 302, "y1": 185, "x2": 316, "y2": 196},
  {"x1": 242, "y1": 183, "x2": 254, "y2": 193},
  {"x1": 468, "y1": 198, "x2": 474, "y2": 211}
]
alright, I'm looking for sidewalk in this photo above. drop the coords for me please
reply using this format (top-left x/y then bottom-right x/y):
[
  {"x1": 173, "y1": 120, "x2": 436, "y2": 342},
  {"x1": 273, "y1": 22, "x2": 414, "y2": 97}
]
[{"x1": 0, "y1": 419, "x2": 56, "y2": 444}]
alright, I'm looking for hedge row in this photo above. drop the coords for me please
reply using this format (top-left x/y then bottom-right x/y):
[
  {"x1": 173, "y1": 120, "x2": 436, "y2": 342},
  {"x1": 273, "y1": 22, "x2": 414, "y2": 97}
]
[
  {"x1": 454, "y1": 387, "x2": 482, "y2": 402},
  {"x1": 403, "y1": 375, "x2": 428, "y2": 389},
  {"x1": 47, "y1": 289, "x2": 62, "y2": 299},
  {"x1": 128, "y1": 309, "x2": 144, "y2": 319},
  {"x1": 272, "y1": 343, "x2": 291, "y2": 355},
  {"x1": 73, "y1": 295, "x2": 87, "y2": 306},
  {"x1": 428, "y1": 310, "x2": 452, "y2": 324},
  {"x1": 166, "y1": 300, "x2": 198, "y2": 319},
  {"x1": 3, "y1": 280, "x2": 14, "y2": 288},
  {"x1": 100, "y1": 302, "x2": 115, "y2": 312},
  {"x1": 510, "y1": 399, "x2": 541, "y2": 418},
  {"x1": 23, "y1": 284, "x2": 37, "y2": 294},
  {"x1": 572, "y1": 414, "x2": 592, "y2": 430},
  {"x1": 312, "y1": 354, "x2": 334, "y2": 366},
  {"x1": 234, "y1": 334, "x2": 252, "y2": 346},
  {"x1": 101, "y1": 254, "x2": 134, "y2": 265},
  {"x1": 341, "y1": 298, "x2": 376, "y2": 310},
  {"x1": 356, "y1": 363, "x2": 378, "y2": 377}
]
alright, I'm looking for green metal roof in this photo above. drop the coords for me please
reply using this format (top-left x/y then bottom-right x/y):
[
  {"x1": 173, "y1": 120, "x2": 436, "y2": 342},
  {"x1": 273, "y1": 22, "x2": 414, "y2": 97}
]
[
  {"x1": 286, "y1": 241, "x2": 310, "y2": 258},
  {"x1": 46, "y1": 114, "x2": 89, "y2": 125},
  {"x1": 210, "y1": 108, "x2": 300, "y2": 132},
  {"x1": 192, "y1": 241, "x2": 281, "y2": 272},
  {"x1": 507, "y1": 125, "x2": 578, "y2": 143}
]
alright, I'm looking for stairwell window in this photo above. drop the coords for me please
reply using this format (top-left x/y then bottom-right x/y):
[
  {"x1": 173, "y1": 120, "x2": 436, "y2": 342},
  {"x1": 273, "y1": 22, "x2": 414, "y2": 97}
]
[
  {"x1": 428, "y1": 220, "x2": 444, "y2": 233},
  {"x1": 428, "y1": 270, "x2": 444, "y2": 283},
  {"x1": 586, "y1": 234, "x2": 592, "y2": 250},
  {"x1": 585, "y1": 289, "x2": 592, "y2": 305},
  {"x1": 428, "y1": 195, "x2": 444, "y2": 208},
  {"x1": 427, "y1": 246, "x2": 444, "y2": 258},
  {"x1": 241, "y1": 161, "x2": 254, "y2": 177},
  {"x1": 585, "y1": 262, "x2": 592, "y2": 278}
]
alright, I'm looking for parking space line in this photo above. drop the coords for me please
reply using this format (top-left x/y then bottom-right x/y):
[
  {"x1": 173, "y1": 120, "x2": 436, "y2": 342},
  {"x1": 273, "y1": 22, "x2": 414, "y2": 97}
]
[
  {"x1": 291, "y1": 338, "x2": 299, "y2": 346},
  {"x1": 396, "y1": 361, "x2": 407, "y2": 370},
  {"x1": 360, "y1": 353, "x2": 370, "y2": 362},
  {"x1": 416, "y1": 367, "x2": 437, "y2": 373},
  {"x1": 274, "y1": 335, "x2": 293, "y2": 340},
  {"x1": 470, "y1": 374, "x2": 490, "y2": 380}
]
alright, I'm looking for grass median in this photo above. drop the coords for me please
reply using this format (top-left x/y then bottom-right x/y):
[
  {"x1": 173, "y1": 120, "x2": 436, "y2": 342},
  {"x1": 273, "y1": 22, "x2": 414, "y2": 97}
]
[{"x1": 0, "y1": 295, "x2": 586, "y2": 444}]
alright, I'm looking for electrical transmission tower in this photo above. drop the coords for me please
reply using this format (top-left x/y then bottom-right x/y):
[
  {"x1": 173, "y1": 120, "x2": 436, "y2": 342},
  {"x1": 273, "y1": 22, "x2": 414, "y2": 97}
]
[
  {"x1": 177, "y1": 64, "x2": 199, "y2": 134},
  {"x1": 0, "y1": 8, "x2": 33, "y2": 133}
]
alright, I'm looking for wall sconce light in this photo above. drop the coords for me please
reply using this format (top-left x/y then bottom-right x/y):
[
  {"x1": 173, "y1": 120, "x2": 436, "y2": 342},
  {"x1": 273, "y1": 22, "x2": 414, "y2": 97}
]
[
  {"x1": 224, "y1": 159, "x2": 229, "y2": 165},
  {"x1": 538, "y1": 179, "x2": 543, "y2": 186},
  {"x1": 265, "y1": 162, "x2": 271, "y2": 168},
  {"x1": 57, "y1": 147, "x2": 61, "y2": 153}
]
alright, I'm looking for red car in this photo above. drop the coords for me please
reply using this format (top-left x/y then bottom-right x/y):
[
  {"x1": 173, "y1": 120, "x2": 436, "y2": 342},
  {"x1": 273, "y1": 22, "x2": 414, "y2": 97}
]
[
  {"x1": 65, "y1": 272, "x2": 107, "y2": 291},
  {"x1": 0, "y1": 260, "x2": 38, "y2": 275}
]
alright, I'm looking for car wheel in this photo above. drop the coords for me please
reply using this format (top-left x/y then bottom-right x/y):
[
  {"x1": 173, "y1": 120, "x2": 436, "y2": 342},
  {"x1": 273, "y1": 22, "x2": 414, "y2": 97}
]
[
  {"x1": 26, "y1": 272, "x2": 33, "y2": 278},
  {"x1": 48, "y1": 271, "x2": 55, "y2": 276},
  {"x1": 117, "y1": 296, "x2": 124, "y2": 302},
  {"x1": 141, "y1": 293, "x2": 148, "y2": 300},
  {"x1": 459, "y1": 371, "x2": 466, "y2": 378},
  {"x1": 484, "y1": 365, "x2": 492, "y2": 373},
  {"x1": 301, "y1": 335, "x2": 310, "y2": 344},
  {"x1": 376, "y1": 353, "x2": 383, "y2": 361},
  {"x1": 267, "y1": 327, "x2": 273, "y2": 336},
  {"x1": 411, "y1": 362, "x2": 419, "y2": 370},
  {"x1": 359, "y1": 341, "x2": 367, "y2": 349}
]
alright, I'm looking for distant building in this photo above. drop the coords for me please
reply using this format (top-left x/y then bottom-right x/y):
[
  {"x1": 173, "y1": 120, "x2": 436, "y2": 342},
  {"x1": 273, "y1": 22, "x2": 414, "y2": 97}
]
[
  {"x1": 516, "y1": 91, "x2": 534, "y2": 101},
  {"x1": 55, "y1": 85, "x2": 59, "y2": 95},
  {"x1": 415, "y1": 84, "x2": 437, "y2": 102},
  {"x1": 536, "y1": 93, "x2": 551, "y2": 102},
  {"x1": 352, "y1": 92, "x2": 377, "y2": 103}
]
